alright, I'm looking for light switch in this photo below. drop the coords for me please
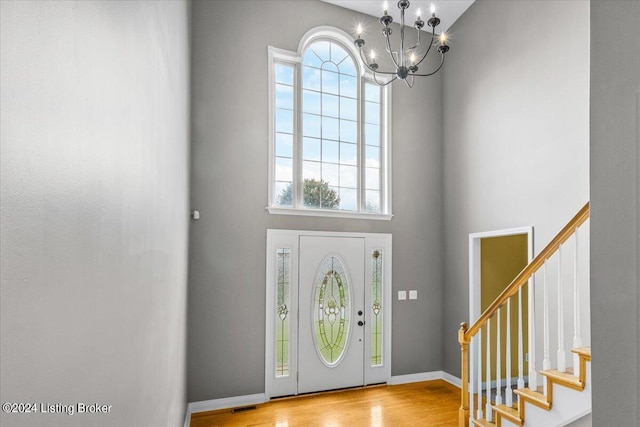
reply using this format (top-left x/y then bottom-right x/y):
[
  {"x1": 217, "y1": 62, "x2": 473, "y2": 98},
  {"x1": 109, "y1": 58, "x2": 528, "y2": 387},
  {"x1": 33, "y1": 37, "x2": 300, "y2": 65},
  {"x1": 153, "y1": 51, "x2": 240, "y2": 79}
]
[
  {"x1": 409, "y1": 290, "x2": 418, "y2": 300},
  {"x1": 398, "y1": 290, "x2": 406, "y2": 300}
]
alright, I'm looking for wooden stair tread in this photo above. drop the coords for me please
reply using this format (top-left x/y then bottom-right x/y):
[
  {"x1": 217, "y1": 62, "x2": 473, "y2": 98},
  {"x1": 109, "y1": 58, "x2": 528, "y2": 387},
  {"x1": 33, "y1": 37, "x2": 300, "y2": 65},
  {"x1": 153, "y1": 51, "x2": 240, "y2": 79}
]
[
  {"x1": 572, "y1": 347, "x2": 591, "y2": 360},
  {"x1": 493, "y1": 404, "x2": 523, "y2": 426},
  {"x1": 541, "y1": 369, "x2": 585, "y2": 391},
  {"x1": 472, "y1": 419, "x2": 496, "y2": 427},
  {"x1": 513, "y1": 387, "x2": 551, "y2": 410}
]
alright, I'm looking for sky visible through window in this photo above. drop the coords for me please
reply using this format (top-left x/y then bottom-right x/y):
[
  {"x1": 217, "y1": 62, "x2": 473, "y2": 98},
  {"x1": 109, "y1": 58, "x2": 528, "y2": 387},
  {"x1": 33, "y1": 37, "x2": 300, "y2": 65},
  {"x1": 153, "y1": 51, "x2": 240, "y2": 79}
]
[{"x1": 272, "y1": 37, "x2": 385, "y2": 214}]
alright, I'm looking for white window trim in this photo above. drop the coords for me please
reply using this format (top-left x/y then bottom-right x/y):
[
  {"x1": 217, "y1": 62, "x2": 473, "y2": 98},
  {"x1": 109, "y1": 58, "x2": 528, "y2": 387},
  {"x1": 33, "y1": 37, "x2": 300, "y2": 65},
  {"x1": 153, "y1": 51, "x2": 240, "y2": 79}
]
[
  {"x1": 266, "y1": 206, "x2": 393, "y2": 220},
  {"x1": 267, "y1": 26, "x2": 393, "y2": 220}
]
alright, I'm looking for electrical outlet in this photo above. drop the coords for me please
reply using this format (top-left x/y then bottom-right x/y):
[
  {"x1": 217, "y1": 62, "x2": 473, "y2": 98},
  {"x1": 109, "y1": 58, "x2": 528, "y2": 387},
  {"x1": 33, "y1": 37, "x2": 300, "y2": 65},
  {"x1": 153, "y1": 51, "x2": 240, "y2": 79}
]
[
  {"x1": 409, "y1": 290, "x2": 417, "y2": 300},
  {"x1": 398, "y1": 290, "x2": 406, "y2": 300}
]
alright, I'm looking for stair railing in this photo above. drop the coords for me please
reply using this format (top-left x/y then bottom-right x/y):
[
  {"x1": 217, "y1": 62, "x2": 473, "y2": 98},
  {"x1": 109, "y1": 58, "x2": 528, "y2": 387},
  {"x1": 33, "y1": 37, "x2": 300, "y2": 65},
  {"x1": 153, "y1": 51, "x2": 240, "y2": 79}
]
[{"x1": 458, "y1": 202, "x2": 590, "y2": 427}]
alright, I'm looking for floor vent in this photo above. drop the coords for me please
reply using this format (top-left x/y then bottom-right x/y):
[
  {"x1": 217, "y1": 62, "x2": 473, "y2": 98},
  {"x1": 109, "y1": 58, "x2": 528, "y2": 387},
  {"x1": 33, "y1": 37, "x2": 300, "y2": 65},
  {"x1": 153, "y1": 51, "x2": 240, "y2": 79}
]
[{"x1": 231, "y1": 405, "x2": 257, "y2": 414}]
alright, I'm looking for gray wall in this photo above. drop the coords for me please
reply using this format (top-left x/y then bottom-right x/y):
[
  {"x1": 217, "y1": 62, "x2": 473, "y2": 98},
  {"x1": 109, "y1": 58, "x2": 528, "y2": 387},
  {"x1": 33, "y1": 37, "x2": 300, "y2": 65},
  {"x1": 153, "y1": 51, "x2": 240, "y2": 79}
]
[
  {"x1": 590, "y1": 1, "x2": 640, "y2": 425},
  {"x1": 441, "y1": 0, "x2": 590, "y2": 376},
  {"x1": 189, "y1": 0, "x2": 443, "y2": 402},
  {"x1": 0, "y1": 1, "x2": 190, "y2": 426}
]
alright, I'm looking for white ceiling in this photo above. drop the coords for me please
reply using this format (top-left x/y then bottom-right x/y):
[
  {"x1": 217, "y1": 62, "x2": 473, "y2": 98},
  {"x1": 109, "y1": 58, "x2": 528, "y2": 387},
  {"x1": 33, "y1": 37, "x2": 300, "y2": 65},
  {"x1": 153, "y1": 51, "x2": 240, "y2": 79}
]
[{"x1": 322, "y1": 0, "x2": 475, "y2": 33}]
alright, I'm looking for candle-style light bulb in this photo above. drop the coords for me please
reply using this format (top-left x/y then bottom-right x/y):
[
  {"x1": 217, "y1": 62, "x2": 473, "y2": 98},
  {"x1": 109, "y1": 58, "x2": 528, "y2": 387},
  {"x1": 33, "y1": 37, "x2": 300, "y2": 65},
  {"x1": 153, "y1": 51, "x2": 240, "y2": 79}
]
[
  {"x1": 357, "y1": 24, "x2": 363, "y2": 38},
  {"x1": 440, "y1": 32, "x2": 448, "y2": 44},
  {"x1": 416, "y1": 8, "x2": 422, "y2": 20},
  {"x1": 430, "y1": 3, "x2": 436, "y2": 16},
  {"x1": 410, "y1": 52, "x2": 417, "y2": 64},
  {"x1": 383, "y1": 1, "x2": 389, "y2": 14},
  {"x1": 370, "y1": 49, "x2": 376, "y2": 61}
]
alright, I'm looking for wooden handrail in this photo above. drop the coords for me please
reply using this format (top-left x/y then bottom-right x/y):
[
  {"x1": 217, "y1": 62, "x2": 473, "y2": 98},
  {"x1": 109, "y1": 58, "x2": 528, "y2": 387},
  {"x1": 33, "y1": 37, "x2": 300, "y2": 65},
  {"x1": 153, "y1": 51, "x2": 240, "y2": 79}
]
[{"x1": 462, "y1": 202, "x2": 590, "y2": 343}]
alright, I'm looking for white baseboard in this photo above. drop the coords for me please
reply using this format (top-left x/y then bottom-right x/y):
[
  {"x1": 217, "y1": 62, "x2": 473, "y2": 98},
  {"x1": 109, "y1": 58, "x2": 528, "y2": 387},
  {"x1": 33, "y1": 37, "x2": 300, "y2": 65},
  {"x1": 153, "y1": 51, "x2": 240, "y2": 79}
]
[
  {"x1": 561, "y1": 409, "x2": 592, "y2": 426},
  {"x1": 441, "y1": 371, "x2": 462, "y2": 388},
  {"x1": 389, "y1": 370, "x2": 462, "y2": 387},
  {"x1": 183, "y1": 408, "x2": 191, "y2": 427},
  {"x1": 389, "y1": 370, "x2": 442, "y2": 385},
  {"x1": 188, "y1": 393, "x2": 267, "y2": 415}
]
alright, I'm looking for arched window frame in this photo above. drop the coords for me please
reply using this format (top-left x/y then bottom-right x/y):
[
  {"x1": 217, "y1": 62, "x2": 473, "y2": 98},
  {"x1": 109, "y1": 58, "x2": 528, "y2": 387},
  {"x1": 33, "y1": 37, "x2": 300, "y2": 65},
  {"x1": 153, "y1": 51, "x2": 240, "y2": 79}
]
[{"x1": 267, "y1": 26, "x2": 392, "y2": 220}]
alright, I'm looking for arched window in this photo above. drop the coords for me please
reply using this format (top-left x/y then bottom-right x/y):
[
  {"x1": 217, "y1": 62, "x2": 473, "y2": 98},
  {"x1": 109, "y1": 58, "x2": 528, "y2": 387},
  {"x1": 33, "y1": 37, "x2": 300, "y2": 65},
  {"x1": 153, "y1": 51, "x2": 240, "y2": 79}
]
[{"x1": 268, "y1": 27, "x2": 391, "y2": 219}]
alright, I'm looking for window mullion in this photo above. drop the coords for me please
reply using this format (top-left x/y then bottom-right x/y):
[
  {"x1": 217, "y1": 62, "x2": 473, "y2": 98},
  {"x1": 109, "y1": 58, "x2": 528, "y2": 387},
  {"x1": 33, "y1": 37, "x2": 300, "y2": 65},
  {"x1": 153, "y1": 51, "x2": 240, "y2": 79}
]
[
  {"x1": 358, "y1": 76, "x2": 365, "y2": 213},
  {"x1": 382, "y1": 83, "x2": 390, "y2": 215},
  {"x1": 294, "y1": 61, "x2": 303, "y2": 208},
  {"x1": 378, "y1": 80, "x2": 384, "y2": 214}
]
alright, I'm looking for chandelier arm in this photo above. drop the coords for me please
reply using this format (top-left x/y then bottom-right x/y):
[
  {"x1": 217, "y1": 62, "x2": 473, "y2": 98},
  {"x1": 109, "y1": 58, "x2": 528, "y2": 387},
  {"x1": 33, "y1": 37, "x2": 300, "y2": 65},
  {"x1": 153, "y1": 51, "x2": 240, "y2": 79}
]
[
  {"x1": 414, "y1": 29, "x2": 436, "y2": 68},
  {"x1": 385, "y1": 47, "x2": 401, "y2": 68},
  {"x1": 405, "y1": 75, "x2": 415, "y2": 88},
  {"x1": 370, "y1": 70, "x2": 400, "y2": 76},
  {"x1": 373, "y1": 73, "x2": 398, "y2": 87},
  {"x1": 406, "y1": 27, "x2": 423, "y2": 52},
  {"x1": 411, "y1": 54, "x2": 446, "y2": 77},
  {"x1": 385, "y1": 47, "x2": 401, "y2": 67},
  {"x1": 369, "y1": 70, "x2": 400, "y2": 76},
  {"x1": 383, "y1": 30, "x2": 401, "y2": 69},
  {"x1": 383, "y1": 41, "x2": 397, "y2": 57},
  {"x1": 383, "y1": 43, "x2": 400, "y2": 65},
  {"x1": 357, "y1": 47, "x2": 397, "y2": 76}
]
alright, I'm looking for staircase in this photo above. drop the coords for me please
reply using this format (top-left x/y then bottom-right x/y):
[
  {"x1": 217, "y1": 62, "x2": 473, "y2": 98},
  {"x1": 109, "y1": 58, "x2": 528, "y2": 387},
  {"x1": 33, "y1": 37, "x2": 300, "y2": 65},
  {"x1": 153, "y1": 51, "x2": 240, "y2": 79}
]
[{"x1": 458, "y1": 203, "x2": 591, "y2": 427}]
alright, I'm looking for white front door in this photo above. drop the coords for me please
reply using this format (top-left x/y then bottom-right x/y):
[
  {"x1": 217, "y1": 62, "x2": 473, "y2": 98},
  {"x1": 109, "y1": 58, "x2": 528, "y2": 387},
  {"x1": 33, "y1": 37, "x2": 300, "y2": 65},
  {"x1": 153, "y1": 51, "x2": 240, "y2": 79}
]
[
  {"x1": 266, "y1": 230, "x2": 391, "y2": 398},
  {"x1": 297, "y1": 235, "x2": 365, "y2": 394}
]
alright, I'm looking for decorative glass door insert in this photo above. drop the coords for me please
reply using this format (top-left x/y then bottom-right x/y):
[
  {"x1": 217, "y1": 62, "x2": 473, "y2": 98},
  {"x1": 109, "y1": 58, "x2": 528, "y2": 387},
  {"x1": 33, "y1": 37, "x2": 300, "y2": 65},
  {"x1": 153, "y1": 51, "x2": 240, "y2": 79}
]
[
  {"x1": 275, "y1": 248, "x2": 291, "y2": 377},
  {"x1": 312, "y1": 256, "x2": 351, "y2": 366},
  {"x1": 371, "y1": 249, "x2": 383, "y2": 366}
]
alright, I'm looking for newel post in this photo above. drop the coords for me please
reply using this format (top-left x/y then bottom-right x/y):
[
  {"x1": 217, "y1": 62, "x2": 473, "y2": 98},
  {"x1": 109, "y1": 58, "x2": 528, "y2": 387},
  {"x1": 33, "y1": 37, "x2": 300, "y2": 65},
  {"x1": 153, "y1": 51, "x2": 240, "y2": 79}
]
[{"x1": 459, "y1": 322, "x2": 469, "y2": 427}]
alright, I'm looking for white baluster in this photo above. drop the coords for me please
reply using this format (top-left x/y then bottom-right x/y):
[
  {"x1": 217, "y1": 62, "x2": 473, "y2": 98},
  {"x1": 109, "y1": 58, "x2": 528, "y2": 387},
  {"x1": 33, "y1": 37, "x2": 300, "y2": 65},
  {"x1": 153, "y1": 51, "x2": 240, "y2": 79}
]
[
  {"x1": 518, "y1": 287, "x2": 525, "y2": 391},
  {"x1": 506, "y1": 298, "x2": 513, "y2": 407},
  {"x1": 486, "y1": 318, "x2": 492, "y2": 422},
  {"x1": 557, "y1": 246, "x2": 566, "y2": 372},
  {"x1": 528, "y1": 274, "x2": 538, "y2": 391},
  {"x1": 543, "y1": 263, "x2": 551, "y2": 396},
  {"x1": 470, "y1": 334, "x2": 474, "y2": 423},
  {"x1": 573, "y1": 229, "x2": 583, "y2": 375},
  {"x1": 477, "y1": 329, "x2": 483, "y2": 420},
  {"x1": 496, "y1": 309, "x2": 502, "y2": 406}
]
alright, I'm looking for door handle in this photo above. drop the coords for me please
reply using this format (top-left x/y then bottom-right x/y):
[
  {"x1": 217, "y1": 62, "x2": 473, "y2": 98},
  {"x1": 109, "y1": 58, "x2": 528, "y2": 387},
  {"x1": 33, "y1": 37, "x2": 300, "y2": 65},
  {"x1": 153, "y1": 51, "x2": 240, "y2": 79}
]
[{"x1": 358, "y1": 320, "x2": 365, "y2": 326}]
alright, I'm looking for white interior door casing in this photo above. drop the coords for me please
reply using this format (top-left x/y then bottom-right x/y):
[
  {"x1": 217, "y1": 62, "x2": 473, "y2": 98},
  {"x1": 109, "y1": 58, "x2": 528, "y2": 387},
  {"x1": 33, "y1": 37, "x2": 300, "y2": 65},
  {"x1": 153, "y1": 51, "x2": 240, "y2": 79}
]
[
  {"x1": 265, "y1": 230, "x2": 392, "y2": 399},
  {"x1": 469, "y1": 227, "x2": 533, "y2": 326}
]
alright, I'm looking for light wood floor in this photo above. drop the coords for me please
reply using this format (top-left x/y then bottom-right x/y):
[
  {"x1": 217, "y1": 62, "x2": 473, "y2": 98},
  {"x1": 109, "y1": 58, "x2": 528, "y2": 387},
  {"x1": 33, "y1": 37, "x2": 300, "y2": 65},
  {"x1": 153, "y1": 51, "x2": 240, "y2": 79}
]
[{"x1": 190, "y1": 380, "x2": 460, "y2": 427}]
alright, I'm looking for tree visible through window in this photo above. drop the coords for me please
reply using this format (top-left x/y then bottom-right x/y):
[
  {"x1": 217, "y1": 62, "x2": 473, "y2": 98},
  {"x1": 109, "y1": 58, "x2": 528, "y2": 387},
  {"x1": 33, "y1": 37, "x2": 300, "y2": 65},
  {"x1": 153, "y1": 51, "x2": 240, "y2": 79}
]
[
  {"x1": 278, "y1": 179, "x2": 340, "y2": 209},
  {"x1": 269, "y1": 29, "x2": 389, "y2": 217}
]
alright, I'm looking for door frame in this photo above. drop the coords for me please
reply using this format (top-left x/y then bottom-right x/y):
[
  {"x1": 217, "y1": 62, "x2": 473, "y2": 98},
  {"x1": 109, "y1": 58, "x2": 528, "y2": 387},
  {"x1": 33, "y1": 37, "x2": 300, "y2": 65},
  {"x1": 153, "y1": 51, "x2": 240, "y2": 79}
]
[
  {"x1": 468, "y1": 226, "x2": 533, "y2": 325},
  {"x1": 265, "y1": 229, "x2": 392, "y2": 400},
  {"x1": 468, "y1": 226, "x2": 533, "y2": 397}
]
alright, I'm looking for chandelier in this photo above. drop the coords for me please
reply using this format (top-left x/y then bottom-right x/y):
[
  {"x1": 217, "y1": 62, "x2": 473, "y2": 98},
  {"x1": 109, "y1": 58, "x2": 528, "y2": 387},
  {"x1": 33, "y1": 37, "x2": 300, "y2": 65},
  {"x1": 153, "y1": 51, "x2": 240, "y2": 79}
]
[{"x1": 354, "y1": 1, "x2": 449, "y2": 87}]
